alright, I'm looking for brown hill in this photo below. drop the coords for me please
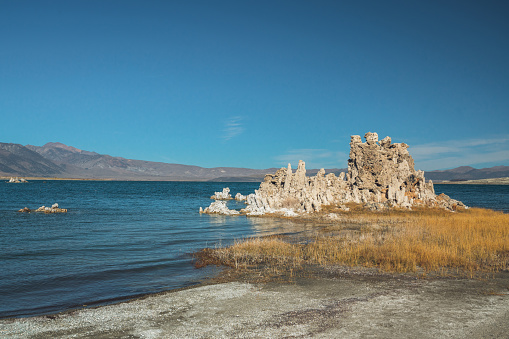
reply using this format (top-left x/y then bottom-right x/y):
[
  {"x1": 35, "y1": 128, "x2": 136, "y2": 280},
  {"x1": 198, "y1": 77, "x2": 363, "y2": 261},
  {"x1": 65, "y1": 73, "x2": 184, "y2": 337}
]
[
  {"x1": 0, "y1": 143, "x2": 64, "y2": 177},
  {"x1": 17, "y1": 142, "x2": 277, "y2": 180},
  {"x1": 425, "y1": 166, "x2": 509, "y2": 181}
]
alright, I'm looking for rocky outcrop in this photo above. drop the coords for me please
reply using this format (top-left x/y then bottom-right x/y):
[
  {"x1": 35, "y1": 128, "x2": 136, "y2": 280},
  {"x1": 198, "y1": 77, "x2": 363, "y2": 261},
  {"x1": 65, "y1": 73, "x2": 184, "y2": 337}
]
[
  {"x1": 203, "y1": 132, "x2": 466, "y2": 216},
  {"x1": 241, "y1": 161, "x2": 349, "y2": 215},
  {"x1": 201, "y1": 187, "x2": 243, "y2": 215},
  {"x1": 234, "y1": 193, "x2": 247, "y2": 201},
  {"x1": 7, "y1": 177, "x2": 28, "y2": 183},
  {"x1": 244, "y1": 132, "x2": 465, "y2": 215},
  {"x1": 19, "y1": 203, "x2": 67, "y2": 213},
  {"x1": 210, "y1": 187, "x2": 232, "y2": 200},
  {"x1": 35, "y1": 203, "x2": 68, "y2": 213},
  {"x1": 346, "y1": 132, "x2": 439, "y2": 209},
  {"x1": 200, "y1": 201, "x2": 239, "y2": 215}
]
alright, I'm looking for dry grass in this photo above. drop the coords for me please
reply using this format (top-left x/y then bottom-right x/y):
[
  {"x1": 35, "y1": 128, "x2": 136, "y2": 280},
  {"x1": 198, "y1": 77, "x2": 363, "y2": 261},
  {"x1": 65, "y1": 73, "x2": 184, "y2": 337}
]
[{"x1": 195, "y1": 207, "x2": 509, "y2": 278}]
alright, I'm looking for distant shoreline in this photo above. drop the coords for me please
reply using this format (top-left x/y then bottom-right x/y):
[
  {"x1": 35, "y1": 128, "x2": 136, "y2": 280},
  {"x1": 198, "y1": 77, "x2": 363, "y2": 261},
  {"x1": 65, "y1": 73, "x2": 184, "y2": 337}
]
[
  {"x1": 1, "y1": 176, "x2": 115, "y2": 181},
  {"x1": 0, "y1": 176, "x2": 264, "y2": 182},
  {"x1": 3, "y1": 176, "x2": 509, "y2": 184},
  {"x1": 436, "y1": 177, "x2": 509, "y2": 185}
]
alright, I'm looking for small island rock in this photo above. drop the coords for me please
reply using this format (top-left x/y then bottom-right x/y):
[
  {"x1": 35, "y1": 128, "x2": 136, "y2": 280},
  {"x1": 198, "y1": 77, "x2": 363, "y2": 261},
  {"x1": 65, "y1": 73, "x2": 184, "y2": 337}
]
[
  {"x1": 210, "y1": 187, "x2": 232, "y2": 200},
  {"x1": 234, "y1": 193, "x2": 247, "y2": 201},
  {"x1": 200, "y1": 201, "x2": 239, "y2": 215},
  {"x1": 34, "y1": 204, "x2": 68, "y2": 213}
]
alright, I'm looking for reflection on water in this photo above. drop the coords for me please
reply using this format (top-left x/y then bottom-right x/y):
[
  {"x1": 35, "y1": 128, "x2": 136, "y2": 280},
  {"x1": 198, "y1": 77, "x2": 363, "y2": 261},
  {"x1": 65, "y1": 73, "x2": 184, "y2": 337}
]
[
  {"x1": 207, "y1": 214, "x2": 233, "y2": 225},
  {"x1": 206, "y1": 213, "x2": 322, "y2": 239},
  {"x1": 247, "y1": 216, "x2": 323, "y2": 239}
]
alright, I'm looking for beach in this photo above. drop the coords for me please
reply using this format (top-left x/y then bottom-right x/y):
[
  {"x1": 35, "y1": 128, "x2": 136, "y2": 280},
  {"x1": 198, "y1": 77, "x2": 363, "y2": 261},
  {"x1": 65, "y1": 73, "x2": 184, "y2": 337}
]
[{"x1": 2, "y1": 267, "x2": 508, "y2": 338}]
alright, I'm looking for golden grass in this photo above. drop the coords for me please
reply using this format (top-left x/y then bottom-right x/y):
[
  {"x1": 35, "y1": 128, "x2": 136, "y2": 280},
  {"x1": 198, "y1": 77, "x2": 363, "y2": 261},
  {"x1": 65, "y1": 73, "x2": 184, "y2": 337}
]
[{"x1": 196, "y1": 207, "x2": 509, "y2": 277}]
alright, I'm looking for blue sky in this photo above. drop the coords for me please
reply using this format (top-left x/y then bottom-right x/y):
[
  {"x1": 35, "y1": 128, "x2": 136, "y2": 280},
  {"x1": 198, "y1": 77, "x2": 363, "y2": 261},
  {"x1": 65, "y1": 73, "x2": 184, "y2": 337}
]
[{"x1": 1, "y1": 1, "x2": 508, "y2": 170}]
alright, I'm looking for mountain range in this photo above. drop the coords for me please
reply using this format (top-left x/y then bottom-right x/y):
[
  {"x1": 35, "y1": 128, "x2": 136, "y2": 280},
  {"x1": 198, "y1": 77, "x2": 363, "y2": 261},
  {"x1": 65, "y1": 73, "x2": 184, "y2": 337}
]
[
  {"x1": 425, "y1": 165, "x2": 509, "y2": 181},
  {"x1": 1, "y1": 142, "x2": 508, "y2": 182}
]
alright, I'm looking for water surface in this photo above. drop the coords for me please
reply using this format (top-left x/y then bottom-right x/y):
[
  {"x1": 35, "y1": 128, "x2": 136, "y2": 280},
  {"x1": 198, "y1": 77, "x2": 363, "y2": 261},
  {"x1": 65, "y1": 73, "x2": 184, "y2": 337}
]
[{"x1": 0, "y1": 181, "x2": 507, "y2": 318}]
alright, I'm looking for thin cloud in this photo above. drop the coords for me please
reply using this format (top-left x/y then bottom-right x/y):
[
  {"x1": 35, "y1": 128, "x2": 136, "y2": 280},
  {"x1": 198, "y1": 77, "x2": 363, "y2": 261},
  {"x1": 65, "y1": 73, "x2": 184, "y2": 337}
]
[
  {"x1": 410, "y1": 146, "x2": 459, "y2": 157},
  {"x1": 410, "y1": 136, "x2": 509, "y2": 170},
  {"x1": 222, "y1": 116, "x2": 244, "y2": 141}
]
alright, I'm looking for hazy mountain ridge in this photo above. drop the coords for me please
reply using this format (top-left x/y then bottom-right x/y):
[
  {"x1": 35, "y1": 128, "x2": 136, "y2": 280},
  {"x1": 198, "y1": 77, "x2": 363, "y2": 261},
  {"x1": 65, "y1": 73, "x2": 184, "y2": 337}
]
[
  {"x1": 1, "y1": 142, "x2": 507, "y2": 181},
  {"x1": 2, "y1": 142, "x2": 281, "y2": 180},
  {"x1": 0, "y1": 143, "x2": 64, "y2": 176},
  {"x1": 426, "y1": 165, "x2": 509, "y2": 181}
]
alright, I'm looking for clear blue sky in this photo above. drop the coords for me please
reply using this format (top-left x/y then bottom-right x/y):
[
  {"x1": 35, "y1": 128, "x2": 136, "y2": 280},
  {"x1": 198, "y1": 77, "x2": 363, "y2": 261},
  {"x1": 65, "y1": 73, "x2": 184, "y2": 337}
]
[{"x1": 1, "y1": 0, "x2": 508, "y2": 170}]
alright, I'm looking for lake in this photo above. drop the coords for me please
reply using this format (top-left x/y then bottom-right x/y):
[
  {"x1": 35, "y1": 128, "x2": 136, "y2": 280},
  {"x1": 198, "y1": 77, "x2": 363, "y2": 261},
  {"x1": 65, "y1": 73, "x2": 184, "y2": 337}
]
[{"x1": 0, "y1": 181, "x2": 507, "y2": 318}]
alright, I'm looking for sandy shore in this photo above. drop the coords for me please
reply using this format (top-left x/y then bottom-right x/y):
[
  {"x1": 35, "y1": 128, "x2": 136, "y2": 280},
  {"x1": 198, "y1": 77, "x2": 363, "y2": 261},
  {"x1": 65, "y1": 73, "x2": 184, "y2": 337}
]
[{"x1": 1, "y1": 268, "x2": 508, "y2": 338}]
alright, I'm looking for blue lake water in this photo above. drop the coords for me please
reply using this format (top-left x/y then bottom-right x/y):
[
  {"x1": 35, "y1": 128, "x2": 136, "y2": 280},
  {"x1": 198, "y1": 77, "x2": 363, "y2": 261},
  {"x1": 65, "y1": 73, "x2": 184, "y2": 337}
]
[
  {"x1": 434, "y1": 184, "x2": 509, "y2": 213},
  {"x1": 0, "y1": 181, "x2": 507, "y2": 318}
]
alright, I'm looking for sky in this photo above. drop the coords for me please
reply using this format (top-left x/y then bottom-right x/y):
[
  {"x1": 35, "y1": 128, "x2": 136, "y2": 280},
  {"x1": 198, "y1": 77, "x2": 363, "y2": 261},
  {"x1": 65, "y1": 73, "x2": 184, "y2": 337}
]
[{"x1": 1, "y1": 0, "x2": 508, "y2": 171}]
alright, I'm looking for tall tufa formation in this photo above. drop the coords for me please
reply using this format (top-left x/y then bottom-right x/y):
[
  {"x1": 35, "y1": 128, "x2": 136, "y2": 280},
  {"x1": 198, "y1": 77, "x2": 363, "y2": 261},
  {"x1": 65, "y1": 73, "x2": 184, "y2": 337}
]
[
  {"x1": 240, "y1": 132, "x2": 465, "y2": 215},
  {"x1": 242, "y1": 160, "x2": 349, "y2": 215},
  {"x1": 346, "y1": 132, "x2": 438, "y2": 208}
]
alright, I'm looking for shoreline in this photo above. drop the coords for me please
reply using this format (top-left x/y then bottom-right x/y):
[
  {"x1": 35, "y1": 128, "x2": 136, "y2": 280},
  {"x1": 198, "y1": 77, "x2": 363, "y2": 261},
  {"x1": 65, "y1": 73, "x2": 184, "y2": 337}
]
[
  {"x1": 0, "y1": 176, "x2": 116, "y2": 181},
  {"x1": 1, "y1": 265, "x2": 508, "y2": 338},
  {"x1": 435, "y1": 177, "x2": 509, "y2": 185},
  {"x1": 0, "y1": 177, "x2": 257, "y2": 182}
]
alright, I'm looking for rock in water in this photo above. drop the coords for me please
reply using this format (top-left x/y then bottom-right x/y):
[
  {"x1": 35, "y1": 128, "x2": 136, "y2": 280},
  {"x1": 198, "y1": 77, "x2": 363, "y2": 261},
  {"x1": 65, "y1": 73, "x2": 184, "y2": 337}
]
[
  {"x1": 33, "y1": 204, "x2": 68, "y2": 213},
  {"x1": 7, "y1": 177, "x2": 28, "y2": 183},
  {"x1": 234, "y1": 193, "x2": 247, "y2": 201},
  {"x1": 202, "y1": 188, "x2": 246, "y2": 215},
  {"x1": 210, "y1": 187, "x2": 232, "y2": 200},
  {"x1": 201, "y1": 201, "x2": 240, "y2": 215}
]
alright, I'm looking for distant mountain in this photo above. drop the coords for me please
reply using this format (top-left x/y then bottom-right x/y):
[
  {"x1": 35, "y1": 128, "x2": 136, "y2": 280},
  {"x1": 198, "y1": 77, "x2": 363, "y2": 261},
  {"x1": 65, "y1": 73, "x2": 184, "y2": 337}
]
[
  {"x1": 1, "y1": 141, "x2": 507, "y2": 182},
  {"x1": 22, "y1": 142, "x2": 275, "y2": 180},
  {"x1": 425, "y1": 166, "x2": 509, "y2": 181},
  {"x1": 0, "y1": 143, "x2": 64, "y2": 177},
  {"x1": 26, "y1": 142, "x2": 100, "y2": 164}
]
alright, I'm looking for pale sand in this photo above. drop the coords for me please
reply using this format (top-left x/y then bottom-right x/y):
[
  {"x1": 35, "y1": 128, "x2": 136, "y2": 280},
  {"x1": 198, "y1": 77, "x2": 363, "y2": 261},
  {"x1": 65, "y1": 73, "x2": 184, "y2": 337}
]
[{"x1": 1, "y1": 269, "x2": 508, "y2": 338}]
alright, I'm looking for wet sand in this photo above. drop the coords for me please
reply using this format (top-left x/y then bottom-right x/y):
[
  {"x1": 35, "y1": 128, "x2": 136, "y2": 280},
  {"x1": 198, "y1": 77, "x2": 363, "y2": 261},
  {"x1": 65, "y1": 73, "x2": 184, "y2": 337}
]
[{"x1": 2, "y1": 268, "x2": 508, "y2": 338}]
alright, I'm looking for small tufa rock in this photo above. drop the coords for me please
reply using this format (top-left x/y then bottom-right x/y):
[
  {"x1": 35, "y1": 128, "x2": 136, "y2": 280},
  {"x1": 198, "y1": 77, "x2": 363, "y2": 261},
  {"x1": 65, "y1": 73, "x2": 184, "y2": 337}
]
[
  {"x1": 33, "y1": 203, "x2": 68, "y2": 214},
  {"x1": 201, "y1": 200, "x2": 240, "y2": 215},
  {"x1": 18, "y1": 207, "x2": 31, "y2": 213},
  {"x1": 8, "y1": 177, "x2": 28, "y2": 183},
  {"x1": 234, "y1": 193, "x2": 247, "y2": 201},
  {"x1": 210, "y1": 187, "x2": 232, "y2": 200}
]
